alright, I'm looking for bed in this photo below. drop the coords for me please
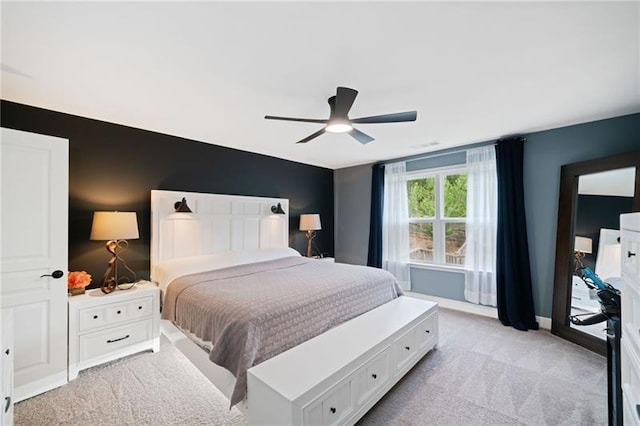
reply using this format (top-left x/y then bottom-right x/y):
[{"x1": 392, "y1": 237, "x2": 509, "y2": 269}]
[{"x1": 151, "y1": 190, "x2": 438, "y2": 424}]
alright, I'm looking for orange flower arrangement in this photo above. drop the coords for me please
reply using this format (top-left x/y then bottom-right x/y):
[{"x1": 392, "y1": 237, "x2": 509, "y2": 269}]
[{"x1": 68, "y1": 271, "x2": 92, "y2": 290}]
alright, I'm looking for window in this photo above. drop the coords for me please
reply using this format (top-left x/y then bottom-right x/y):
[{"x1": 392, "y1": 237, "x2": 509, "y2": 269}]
[{"x1": 407, "y1": 167, "x2": 467, "y2": 266}]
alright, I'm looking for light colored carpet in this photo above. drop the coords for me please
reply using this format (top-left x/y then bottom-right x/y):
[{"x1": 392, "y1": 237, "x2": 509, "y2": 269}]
[
  {"x1": 14, "y1": 338, "x2": 246, "y2": 425},
  {"x1": 15, "y1": 308, "x2": 607, "y2": 425}
]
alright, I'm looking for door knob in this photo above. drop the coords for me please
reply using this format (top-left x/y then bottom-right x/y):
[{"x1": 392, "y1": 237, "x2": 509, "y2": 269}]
[{"x1": 40, "y1": 270, "x2": 64, "y2": 279}]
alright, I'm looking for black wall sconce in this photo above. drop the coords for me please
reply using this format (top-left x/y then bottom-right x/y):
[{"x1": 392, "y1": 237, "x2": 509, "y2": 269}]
[
  {"x1": 174, "y1": 197, "x2": 193, "y2": 213},
  {"x1": 271, "y1": 202, "x2": 286, "y2": 215}
]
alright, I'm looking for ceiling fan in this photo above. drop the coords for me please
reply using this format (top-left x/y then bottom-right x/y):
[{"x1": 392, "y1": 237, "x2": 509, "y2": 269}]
[{"x1": 264, "y1": 87, "x2": 417, "y2": 145}]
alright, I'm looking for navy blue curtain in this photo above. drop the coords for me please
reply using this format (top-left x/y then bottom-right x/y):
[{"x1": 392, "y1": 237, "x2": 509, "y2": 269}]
[
  {"x1": 367, "y1": 163, "x2": 385, "y2": 267},
  {"x1": 495, "y1": 137, "x2": 539, "y2": 331}
]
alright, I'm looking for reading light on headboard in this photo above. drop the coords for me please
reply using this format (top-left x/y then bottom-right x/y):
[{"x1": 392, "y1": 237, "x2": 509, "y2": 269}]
[
  {"x1": 174, "y1": 197, "x2": 193, "y2": 213},
  {"x1": 271, "y1": 202, "x2": 286, "y2": 215}
]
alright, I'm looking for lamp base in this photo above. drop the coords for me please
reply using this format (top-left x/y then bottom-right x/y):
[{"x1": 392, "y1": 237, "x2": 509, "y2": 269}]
[
  {"x1": 305, "y1": 231, "x2": 316, "y2": 258},
  {"x1": 100, "y1": 239, "x2": 137, "y2": 294}
]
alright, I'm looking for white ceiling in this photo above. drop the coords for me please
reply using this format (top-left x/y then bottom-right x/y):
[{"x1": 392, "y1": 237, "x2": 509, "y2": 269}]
[{"x1": 2, "y1": 2, "x2": 639, "y2": 170}]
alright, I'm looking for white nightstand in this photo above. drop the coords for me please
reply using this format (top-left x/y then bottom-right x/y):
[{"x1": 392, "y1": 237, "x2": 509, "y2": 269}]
[{"x1": 68, "y1": 281, "x2": 160, "y2": 380}]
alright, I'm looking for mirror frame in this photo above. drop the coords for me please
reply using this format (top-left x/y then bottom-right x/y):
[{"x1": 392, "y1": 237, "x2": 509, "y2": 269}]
[{"x1": 551, "y1": 151, "x2": 640, "y2": 355}]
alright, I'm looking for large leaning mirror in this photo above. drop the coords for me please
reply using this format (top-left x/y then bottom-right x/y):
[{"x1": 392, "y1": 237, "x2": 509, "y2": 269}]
[{"x1": 551, "y1": 151, "x2": 640, "y2": 355}]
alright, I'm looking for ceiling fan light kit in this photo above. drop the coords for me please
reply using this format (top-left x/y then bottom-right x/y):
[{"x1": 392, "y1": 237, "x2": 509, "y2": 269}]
[
  {"x1": 325, "y1": 119, "x2": 352, "y2": 133},
  {"x1": 265, "y1": 86, "x2": 417, "y2": 144}
]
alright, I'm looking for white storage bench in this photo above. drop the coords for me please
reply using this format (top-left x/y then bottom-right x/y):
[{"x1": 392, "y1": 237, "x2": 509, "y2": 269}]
[{"x1": 247, "y1": 296, "x2": 438, "y2": 425}]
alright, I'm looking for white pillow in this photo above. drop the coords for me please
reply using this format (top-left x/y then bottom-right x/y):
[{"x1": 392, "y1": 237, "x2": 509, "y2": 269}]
[{"x1": 153, "y1": 247, "x2": 301, "y2": 293}]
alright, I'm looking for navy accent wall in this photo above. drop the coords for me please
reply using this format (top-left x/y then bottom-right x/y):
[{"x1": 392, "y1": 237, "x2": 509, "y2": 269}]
[
  {"x1": 575, "y1": 194, "x2": 634, "y2": 272},
  {"x1": 1, "y1": 100, "x2": 334, "y2": 288}
]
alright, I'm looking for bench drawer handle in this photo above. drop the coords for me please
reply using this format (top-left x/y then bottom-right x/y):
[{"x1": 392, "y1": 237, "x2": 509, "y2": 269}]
[
  {"x1": 330, "y1": 407, "x2": 336, "y2": 414},
  {"x1": 4, "y1": 396, "x2": 10, "y2": 413}
]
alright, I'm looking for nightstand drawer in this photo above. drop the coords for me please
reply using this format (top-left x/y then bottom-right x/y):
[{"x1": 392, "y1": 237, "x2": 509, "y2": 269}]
[
  {"x1": 79, "y1": 296, "x2": 152, "y2": 331},
  {"x1": 79, "y1": 320, "x2": 152, "y2": 362}
]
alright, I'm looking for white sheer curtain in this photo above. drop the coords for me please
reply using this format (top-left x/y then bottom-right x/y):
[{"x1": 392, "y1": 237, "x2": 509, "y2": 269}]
[
  {"x1": 383, "y1": 161, "x2": 411, "y2": 290},
  {"x1": 464, "y1": 146, "x2": 498, "y2": 306}
]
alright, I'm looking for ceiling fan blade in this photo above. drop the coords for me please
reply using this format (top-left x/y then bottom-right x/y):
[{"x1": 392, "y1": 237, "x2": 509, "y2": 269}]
[
  {"x1": 349, "y1": 128, "x2": 375, "y2": 145},
  {"x1": 333, "y1": 87, "x2": 358, "y2": 118},
  {"x1": 351, "y1": 111, "x2": 417, "y2": 124},
  {"x1": 296, "y1": 128, "x2": 326, "y2": 144},
  {"x1": 265, "y1": 115, "x2": 328, "y2": 124}
]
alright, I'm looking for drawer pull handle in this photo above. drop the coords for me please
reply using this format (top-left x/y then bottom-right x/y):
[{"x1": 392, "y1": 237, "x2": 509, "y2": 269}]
[
  {"x1": 93, "y1": 315, "x2": 98, "y2": 319},
  {"x1": 4, "y1": 396, "x2": 10, "y2": 413},
  {"x1": 371, "y1": 373, "x2": 377, "y2": 379},
  {"x1": 117, "y1": 310, "x2": 122, "y2": 315},
  {"x1": 629, "y1": 251, "x2": 637, "y2": 258},
  {"x1": 107, "y1": 335, "x2": 130, "y2": 344},
  {"x1": 425, "y1": 330, "x2": 430, "y2": 333},
  {"x1": 405, "y1": 346, "x2": 410, "y2": 351},
  {"x1": 330, "y1": 407, "x2": 336, "y2": 414},
  {"x1": 4, "y1": 349, "x2": 9, "y2": 356},
  {"x1": 138, "y1": 306, "x2": 143, "y2": 310}
]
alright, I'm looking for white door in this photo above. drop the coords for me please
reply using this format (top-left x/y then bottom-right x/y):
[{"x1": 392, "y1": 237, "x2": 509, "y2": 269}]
[
  {"x1": 0, "y1": 127, "x2": 68, "y2": 401},
  {"x1": 1, "y1": 309, "x2": 14, "y2": 425}
]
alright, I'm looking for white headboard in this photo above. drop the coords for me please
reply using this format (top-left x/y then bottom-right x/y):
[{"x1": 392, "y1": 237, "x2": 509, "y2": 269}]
[{"x1": 150, "y1": 190, "x2": 289, "y2": 281}]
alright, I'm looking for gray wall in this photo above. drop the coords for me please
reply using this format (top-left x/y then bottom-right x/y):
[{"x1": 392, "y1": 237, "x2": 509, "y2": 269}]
[
  {"x1": 334, "y1": 113, "x2": 640, "y2": 318},
  {"x1": 524, "y1": 113, "x2": 639, "y2": 317}
]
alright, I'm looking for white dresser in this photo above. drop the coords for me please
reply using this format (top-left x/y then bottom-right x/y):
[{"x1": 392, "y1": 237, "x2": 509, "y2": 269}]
[
  {"x1": 621, "y1": 213, "x2": 640, "y2": 426},
  {"x1": 68, "y1": 282, "x2": 160, "y2": 380}
]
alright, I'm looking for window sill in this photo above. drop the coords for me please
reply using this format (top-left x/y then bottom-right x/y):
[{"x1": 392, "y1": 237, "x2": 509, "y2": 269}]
[{"x1": 409, "y1": 263, "x2": 467, "y2": 274}]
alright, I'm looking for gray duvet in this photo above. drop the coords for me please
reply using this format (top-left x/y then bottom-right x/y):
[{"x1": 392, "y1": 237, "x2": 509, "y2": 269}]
[{"x1": 161, "y1": 256, "x2": 403, "y2": 407}]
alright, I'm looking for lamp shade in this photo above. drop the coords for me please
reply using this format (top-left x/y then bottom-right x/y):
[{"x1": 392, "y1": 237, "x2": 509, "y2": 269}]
[
  {"x1": 90, "y1": 211, "x2": 139, "y2": 241},
  {"x1": 299, "y1": 214, "x2": 321, "y2": 231},
  {"x1": 574, "y1": 236, "x2": 592, "y2": 254}
]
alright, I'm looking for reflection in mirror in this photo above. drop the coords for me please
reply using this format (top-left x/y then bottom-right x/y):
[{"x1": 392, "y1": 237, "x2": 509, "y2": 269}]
[{"x1": 569, "y1": 167, "x2": 635, "y2": 340}]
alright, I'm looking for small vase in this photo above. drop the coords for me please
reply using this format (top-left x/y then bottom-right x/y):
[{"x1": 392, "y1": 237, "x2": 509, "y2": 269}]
[{"x1": 69, "y1": 287, "x2": 86, "y2": 296}]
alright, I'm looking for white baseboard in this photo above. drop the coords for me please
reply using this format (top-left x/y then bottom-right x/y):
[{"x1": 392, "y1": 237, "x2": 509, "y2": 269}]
[{"x1": 406, "y1": 292, "x2": 551, "y2": 330}]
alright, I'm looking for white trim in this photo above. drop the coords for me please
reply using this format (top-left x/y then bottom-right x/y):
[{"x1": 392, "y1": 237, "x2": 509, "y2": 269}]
[
  {"x1": 405, "y1": 292, "x2": 551, "y2": 330},
  {"x1": 409, "y1": 263, "x2": 466, "y2": 274},
  {"x1": 537, "y1": 316, "x2": 552, "y2": 330}
]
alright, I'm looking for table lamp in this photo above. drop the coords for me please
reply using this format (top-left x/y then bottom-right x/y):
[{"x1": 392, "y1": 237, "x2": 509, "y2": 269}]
[
  {"x1": 90, "y1": 211, "x2": 139, "y2": 293},
  {"x1": 574, "y1": 235, "x2": 592, "y2": 270},
  {"x1": 299, "y1": 214, "x2": 321, "y2": 257}
]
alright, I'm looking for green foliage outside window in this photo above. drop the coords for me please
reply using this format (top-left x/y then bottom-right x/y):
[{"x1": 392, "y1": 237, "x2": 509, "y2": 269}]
[
  {"x1": 408, "y1": 172, "x2": 468, "y2": 263},
  {"x1": 407, "y1": 174, "x2": 467, "y2": 218},
  {"x1": 444, "y1": 174, "x2": 467, "y2": 218},
  {"x1": 407, "y1": 177, "x2": 435, "y2": 217}
]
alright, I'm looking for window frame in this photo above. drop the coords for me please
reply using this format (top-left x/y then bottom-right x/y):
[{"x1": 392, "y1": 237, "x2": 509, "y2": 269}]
[{"x1": 407, "y1": 164, "x2": 467, "y2": 267}]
